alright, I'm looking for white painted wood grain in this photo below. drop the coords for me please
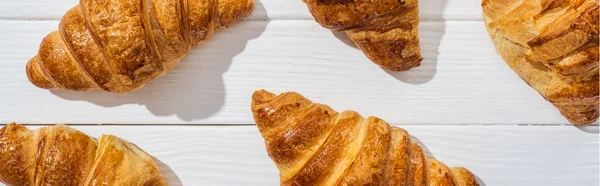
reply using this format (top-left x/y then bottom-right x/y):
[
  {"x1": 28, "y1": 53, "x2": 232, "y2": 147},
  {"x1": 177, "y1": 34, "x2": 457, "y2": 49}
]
[
  {"x1": 0, "y1": 1, "x2": 597, "y2": 186},
  {"x1": 2, "y1": 125, "x2": 596, "y2": 186},
  {"x1": 0, "y1": 0, "x2": 484, "y2": 21},
  {"x1": 0, "y1": 19, "x2": 579, "y2": 125}
]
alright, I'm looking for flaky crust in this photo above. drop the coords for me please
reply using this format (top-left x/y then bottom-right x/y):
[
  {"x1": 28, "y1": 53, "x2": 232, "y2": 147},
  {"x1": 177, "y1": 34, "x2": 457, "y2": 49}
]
[
  {"x1": 251, "y1": 90, "x2": 479, "y2": 186},
  {"x1": 26, "y1": 0, "x2": 254, "y2": 93},
  {"x1": 302, "y1": 0, "x2": 423, "y2": 71},
  {"x1": 482, "y1": 0, "x2": 599, "y2": 125},
  {"x1": 0, "y1": 123, "x2": 167, "y2": 186}
]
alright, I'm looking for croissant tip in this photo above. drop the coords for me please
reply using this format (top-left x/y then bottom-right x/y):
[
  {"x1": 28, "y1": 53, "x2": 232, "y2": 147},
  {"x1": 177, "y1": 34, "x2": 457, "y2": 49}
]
[
  {"x1": 252, "y1": 89, "x2": 277, "y2": 105},
  {"x1": 566, "y1": 116, "x2": 598, "y2": 126},
  {"x1": 0, "y1": 123, "x2": 28, "y2": 136},
  {"x1": 26, "y1": 56, "x2": 57, "y2": 90},
  {"x1": 378, "y1": 56, "x2": 423, "y2": 71},
  {"x1": 3, "y1": 122, "x2": 22, "y2": 128},
  {"x1": 552, "y1": 100, "x2": 599, "y2": 125}
]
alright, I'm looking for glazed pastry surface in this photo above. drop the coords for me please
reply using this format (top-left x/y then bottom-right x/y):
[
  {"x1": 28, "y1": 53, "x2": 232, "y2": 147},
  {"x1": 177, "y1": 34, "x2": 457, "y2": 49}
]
[
  {"x1": 483, "y1": 0, "x2": 599, "y2": 125},
  {"x1": 0, "y1": 123, "x2": 167, "y2": 186},
  {"x1": 26, "y1": 0, "x2": 254, "y2": 92},
  {"x1": 251, "y1": 90, "x2": 479, "y2": 186},
  {"x1": 302, "y1": 0, "x2": 423, "y2": 71}
]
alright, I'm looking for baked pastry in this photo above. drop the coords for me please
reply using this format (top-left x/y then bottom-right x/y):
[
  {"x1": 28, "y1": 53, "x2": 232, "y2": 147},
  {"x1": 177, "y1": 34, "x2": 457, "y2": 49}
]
[
  {"x1": 302, "y1": 0, "x2": 422, "y2": 71},
  {"x1": 26, "y1": 0, "x2": 254, "y2": 93},
  {"x1": 482, "y1": 0, "x2": 599, "y2": 125},
  {"x1": 0, "y1": 123, "x2": 167, "y2": 186},
  {"x1": 251, "y1": 90, "x2": 479, "y2": 186}
]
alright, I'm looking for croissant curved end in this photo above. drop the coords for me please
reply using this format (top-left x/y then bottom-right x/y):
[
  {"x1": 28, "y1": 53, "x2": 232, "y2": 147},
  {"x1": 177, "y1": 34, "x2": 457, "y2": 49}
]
[
  {"x1": 0, "y1": 122, "x2": 26, "y2": 135},
  {"x1": 552, "y1": 98, "x2": 599, "y2": 125},
  {"x1": 377, "y1": 55, "x2": 423, "y2": 71},
  {"x1": 252, "y1": 89, "x2": 278, "y2": 106},
  {"x1": 451, "y1": 167, "x2": 480, "y2": 186},
  {"x1": 26, "y1": 56, "x2": 57, "y2": 89},
  {"x1": 251, "y1": 89, "x2": 311, "y2": 112},
  {"x1": 565, "y1": 110, "x2": 599, "y2": 125}
]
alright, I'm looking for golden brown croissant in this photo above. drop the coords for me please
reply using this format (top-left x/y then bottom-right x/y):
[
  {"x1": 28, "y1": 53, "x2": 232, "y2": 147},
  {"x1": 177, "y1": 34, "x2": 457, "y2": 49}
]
[
  {"x1": 302, "y1": 0, "x2": 422, "y2": 71},
  {"x1": 482, "y1": 0, "x2": 599, "y2": 125},
  {"x1": 0, "y1": 123, "x2": 167, "y2": 186},
  {"x1": 251, "y1": 90, "x2": 479, "y2": 186},
  {"x1": 26, "y1": 0, "x2": 254, "y2": 93}
]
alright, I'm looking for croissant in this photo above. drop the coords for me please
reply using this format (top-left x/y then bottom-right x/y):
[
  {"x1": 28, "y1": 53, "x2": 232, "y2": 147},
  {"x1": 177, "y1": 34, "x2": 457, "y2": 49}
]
[
  {"x1": 302, "y1": 0, "x2": 423, "y2": 71},
  {"x1": 0, "y1": 123, "x2": 167, "y2": 186},
  {"x1": 482, "y1": 0, "x2": 599, "y2": 125},
  {"x1": 26, "y1": 0, "x2": 254, "y2": 93},
  {"x1": 251, "y1": 90, "x2": 479, "y2": 186}
]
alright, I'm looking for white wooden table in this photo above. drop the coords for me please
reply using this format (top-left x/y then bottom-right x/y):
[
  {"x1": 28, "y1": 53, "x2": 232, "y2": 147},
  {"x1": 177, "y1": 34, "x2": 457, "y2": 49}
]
[{"x1": 0, "y1": 0, "x2": 598, "y2": 185}]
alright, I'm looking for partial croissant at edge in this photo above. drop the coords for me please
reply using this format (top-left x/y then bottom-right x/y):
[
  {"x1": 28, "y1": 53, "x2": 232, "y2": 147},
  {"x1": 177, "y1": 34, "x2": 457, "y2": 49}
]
[
  {"x1": 26, "y1": 0, "x2": 254, "y2": 93},
  {"x1": 302, "y1": 0, "x2": 423, "y2": 71},
  {"x1": 0, "y1": 123, "x2": 166, "y2": 186},
  {"x1": 251, "y1": 89, "x2": 479, "y2": 186},
  {"x1": 482, "y1": 0, "x2": 599, "y2": 125}
]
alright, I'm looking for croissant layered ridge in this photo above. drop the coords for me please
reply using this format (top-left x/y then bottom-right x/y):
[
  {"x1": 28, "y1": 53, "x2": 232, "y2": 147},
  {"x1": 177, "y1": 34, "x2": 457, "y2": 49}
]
[
  {"x1": 26, "y1": 0, "x2": 254, "y2": 93},
  {"x1": 0, "y1": 123, "x2": 167, "y2": 186},
  {"x1": 483, "y1": 0, "x2": 599, "y2": 125},
  {"x1": 251, "y1": 90, "x2": 479, "y2": 186},
  {"x1": 302, "y1": 0, "x2": 423, "y2": 71}
]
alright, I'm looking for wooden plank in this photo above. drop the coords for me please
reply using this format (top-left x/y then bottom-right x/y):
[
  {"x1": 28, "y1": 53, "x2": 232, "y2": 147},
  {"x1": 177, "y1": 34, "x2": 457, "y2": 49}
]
[
  {"x1": 0, "y1": 0, "x2": 484, "y2": 21},
  {"x1": 0, "y1": 19, "x2": 582, "y2": 125},
  {"x1": 3, "y1": 125, "x2": 597, "y2": 186}
]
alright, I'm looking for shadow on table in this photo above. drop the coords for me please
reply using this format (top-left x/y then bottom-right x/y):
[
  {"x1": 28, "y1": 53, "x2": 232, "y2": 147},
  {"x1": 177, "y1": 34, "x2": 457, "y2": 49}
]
[
  {"x1": 412, "y1": 136, "x2": 487, "y2": 186},
  {"x1": 153, "y1": 157, "x2": 183, "y2": 186},
  {"x1": 51, "y1": 2, "x2": 269, "y2": 121},
  {"x1": 575, "y1": 125, "x2": 599, "y2": 134}
]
